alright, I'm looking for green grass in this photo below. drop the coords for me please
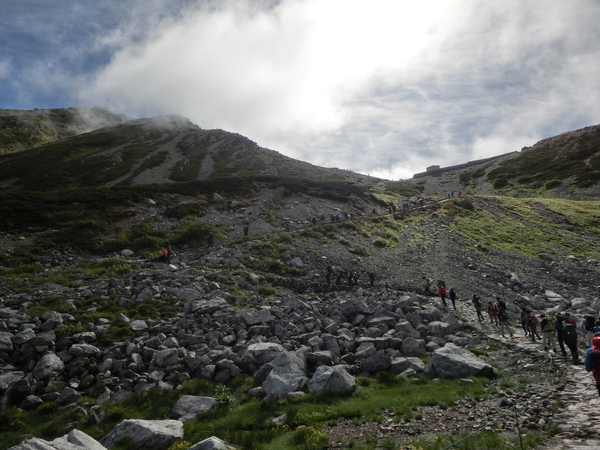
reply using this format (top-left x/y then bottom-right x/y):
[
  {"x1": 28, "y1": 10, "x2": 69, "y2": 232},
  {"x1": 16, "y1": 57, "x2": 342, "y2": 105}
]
[{"x1": 443, "y1": 196, "x2": 600, "y2": 258}]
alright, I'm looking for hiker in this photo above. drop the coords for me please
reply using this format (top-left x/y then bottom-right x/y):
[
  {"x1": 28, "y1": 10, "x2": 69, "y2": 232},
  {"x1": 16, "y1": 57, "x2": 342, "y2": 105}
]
[
  {"x1": 487, "y1": 301, "x2": 499, "y2": 326},
  {"x1": 312, "y1": 217, "x2": 317, "y2": 226},
  {"x1": 347, "y1": 269, "x2": 354, "y2": 286},
  {"x1": 585, "y1": 334, "x2": 600, "y2": 396},
  {"x1": 438, "y1": 284, "x2": 447, "y2": 307},
  {"x1": 472, "y1": 295, "x2": 484, "y2": 321},
  {"x1": 335, "y1": 268, "x2": 343, "y2": 285},
  {"x1": 498, "y1": 309, "x2": 514, "y2": 337},
  {"x1": 369, "y1": 271, "x2": 376, "y2": 287},
  {"x1": 423, "y1": 277, "x2": 433, "y2": 295},
  {"x1": 562, "y1": 313, "x2": 581, "y2": 364},
  {"x1": 243, "y1": 225, "x2": 249, "y2": 237},
  {"x1": 164, "y1": 242, "x2": 174, "y2": 263},
  {"x1": 520, "y1": 309, "x2": 530, "y2": 336},
  {"x1": 527, "y1": 311, "x2": 542, "y2": 341},
  {"x1": 495, "y1": 296, "x2": 507, "y2": 313},
  {"x1": 353, "y1": 270, "x2": 360, "y2": 286},
  {"x1": 554, "y1": 313, "x2": 568, "y2": 357},
  {"x1": 160, "y1": 246, "x2": 168, "y2": 263},
  {"x1": 583, "y1": 315, "x2": 596, "y2": 347},
  {"x1": 448, "y1": 287, "x2": 457, "y2": 310},
  {"x1": 206, "y1": 233, "x2": 213, "y2": 247},
  {"x1": 325, "y1": 265, "x2": 333, "y2": 285},
  {"x1": 285, "y1": 222, "x2": 290, "y2": 232},
  {"x1": 540, "y1": 314, "x2": 556, "y2": 351}
]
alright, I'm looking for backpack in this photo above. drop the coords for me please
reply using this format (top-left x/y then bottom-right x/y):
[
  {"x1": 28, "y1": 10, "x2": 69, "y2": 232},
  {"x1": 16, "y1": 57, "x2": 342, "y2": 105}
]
[
  {"x1": 563, "y1": 321, "x2": 578, "y2": 343},
  {"x1": 541, "y1": 318, "x2": 553, "y2": 333},
  {"x1": 496, "y1": 300, "x2": 507, "y2": 311},
  {"x1": 499, "y1": 312, "x2": 508, "y2": 322},
  {"x1": 585, "y1": 316, "x2": 596, "y2": 331},
  {"x1": 529, "y1": 315, "x2": 538, "y2": 324},
  {"x1": 590, "y1": 350, "x2": 600, "y2": 371},
  {"x1": 161, "y1": 248, "x2": 168, "y2": 256},
  {"x1": 594, "y1": 325, "x2": 600, "y2": 334}
]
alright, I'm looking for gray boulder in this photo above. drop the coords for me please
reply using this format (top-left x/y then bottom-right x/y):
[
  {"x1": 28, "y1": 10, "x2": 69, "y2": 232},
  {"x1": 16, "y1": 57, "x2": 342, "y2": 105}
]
[
  {"x1": 100, "y1": 419, "x2": 184, "y2": 450},
  {"x1": 238, "y1": 309, "x2": 273, "y2": 326},
  {"x1": 390, "y1": 357, "x2": 425, "y2": 375},
  {"x1": 429, "y1": 343, "x2": 493, "y2": 378},
  {"x1": 32, "y1": 354, "x2": 65, "y2": 381},
  {"x1": 240, "y1": 343, "x2": 285, "y2": 367},
  {"x1": 401, "y1": 337, "x2": 426, "y2": 355},
  {"x1": 262, "y1": 366, "x2": 308, "y2": 399},
  {"x1": 360, "y1": 352, "x2": 391, "y2": 373},
  {"x1": 308, "y1": 366, "x2": 356, "y2": 395},
  {"x1": 188, "y1": 436, "x2": 235, "y2": 450},
  {"x1": 7, "y1": 429, "x2": 106, "y2": 450},
  {"x1": 170, "y1": 395, "x2": 219, "y2": 421},
  {"x1": 0, "y1": 332, "x2": 14, "y2": 353}
]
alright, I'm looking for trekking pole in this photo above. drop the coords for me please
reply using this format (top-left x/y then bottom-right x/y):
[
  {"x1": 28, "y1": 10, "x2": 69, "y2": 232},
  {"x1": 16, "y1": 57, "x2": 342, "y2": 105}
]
[{"x1": 514, "y1": 407, "x2": 524, "y2": 450}]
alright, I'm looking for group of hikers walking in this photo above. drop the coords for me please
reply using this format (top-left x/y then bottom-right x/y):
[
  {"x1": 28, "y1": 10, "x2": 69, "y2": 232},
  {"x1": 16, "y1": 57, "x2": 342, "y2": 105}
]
[
  {"x1": 326, "y1": 265, "x2": 377, "y2": 287},
  {"x1": 430, "y1": 281, "x2": 600, "y2": 396}
]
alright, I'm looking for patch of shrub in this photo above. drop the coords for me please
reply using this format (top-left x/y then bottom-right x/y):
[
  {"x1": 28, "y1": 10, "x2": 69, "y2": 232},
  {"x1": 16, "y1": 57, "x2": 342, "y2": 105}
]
[
  {"x1": 164, "y1": 202, "x2": 205, "y2": 219},
  {"x1": 544, "y1": 179, "x2": 562, "y2": 189},
  {"x1": 352, "y1": 245, "x2": 369, "y2": 257}
]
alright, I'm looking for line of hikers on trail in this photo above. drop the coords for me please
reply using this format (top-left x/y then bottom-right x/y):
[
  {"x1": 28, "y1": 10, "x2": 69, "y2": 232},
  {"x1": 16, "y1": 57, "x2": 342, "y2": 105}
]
[
  {"x1": 325, "y1": 265, "x2": 377, "y2": 288},
  {"x1": 423, "y1": 276, "x2": 600, "y2": 371}
]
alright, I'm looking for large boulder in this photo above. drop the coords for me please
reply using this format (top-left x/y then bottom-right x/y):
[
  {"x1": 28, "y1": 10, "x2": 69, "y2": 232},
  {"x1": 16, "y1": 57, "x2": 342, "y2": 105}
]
[
  {"x1": 32, "y1": 354, "x2": 65, "y2": 381},
  {"x1": 188, "y1": 436, "x2": 235, "y2": 450},
  {"x1": 262, "y1": 366, "x2": 308, "y2": 400},
  {"x1": 390, "y1": 357, "x2": 425, "y2": 375},
  {"x1": 401, "y1": 337, "x2": 426, "y2": 355},
  {"x1": 240, "y1": 343, "x2": 285, "y2": 367},
  {"x1": 170, "y1": 396, "x2": 219, "y2": 421},
  {"x1": 7, "y1": 429, "x2": 106, "y2": 450},
  {"x1": 429, "y1": 344, "x2": 493, "y2": 378},
  {"x1": 100, "y1": 419, "x2": 184, "y2": 450},
  {"x1": 308, "y1": 366, "x2": 356, "y2": 395},
  {"x1": 441, "y1": 312, "x2": 463, "y2": 333},
  {"x1": 360, "y1": 352, "x2": 391, "y2": 373}
]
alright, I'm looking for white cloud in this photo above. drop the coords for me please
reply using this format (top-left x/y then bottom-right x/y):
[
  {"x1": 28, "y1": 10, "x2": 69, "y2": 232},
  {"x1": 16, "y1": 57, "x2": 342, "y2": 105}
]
[{"x1": 6, "y1": 0, "x2": 600, "y2": 179}]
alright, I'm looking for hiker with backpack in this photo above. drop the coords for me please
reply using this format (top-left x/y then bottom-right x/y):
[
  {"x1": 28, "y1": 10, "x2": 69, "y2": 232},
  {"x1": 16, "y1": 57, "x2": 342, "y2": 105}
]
[
  {"x1": 561, "y1": 313, "x2": 581, "y2": 364},
  {"x1": 585, "y1": 334, "x2": 600, "y2": 396},
  {"x1": 369, "y1": 271, "x2": 376, "y2": 287},
  {"x1": 325, "y1": 265, "x2": 333, "y2": 285},
  {"x1": 527, "y1": 311, "x2": 542, "y2": 341},
  {"x1": 472, "y1": 295, "x2": 485, "y2": 321},
  {"x1": 487, "y1": 301, "x2": 499, "y2": 326},
  {"x1": 554, "y1": 313, "x2": 569, "y2": 357},
  {"x1": 520, "y1": 308, "x2": 530, "y2": 336},
  {"x1": 438, "y1": 284, "x2": 447, "y2": 307},
  {"x1": 583, "y1": 315, "x2": 596, "y2": 347},
  {"x1": 498, "y1": 309, "x2": 514, "y2": 338},
  {"x1": 540, "y1": 314, "x2": 556, "y2": 352}
]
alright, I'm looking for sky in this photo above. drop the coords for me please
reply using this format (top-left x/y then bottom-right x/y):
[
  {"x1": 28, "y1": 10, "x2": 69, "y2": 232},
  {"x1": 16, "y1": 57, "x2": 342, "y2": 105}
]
[{"x1": 2, "y1": 0, "x2": 600, "y2": 180}]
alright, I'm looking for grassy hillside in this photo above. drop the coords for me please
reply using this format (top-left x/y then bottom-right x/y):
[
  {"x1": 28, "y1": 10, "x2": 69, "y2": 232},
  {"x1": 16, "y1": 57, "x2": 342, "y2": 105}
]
[
  {"x1": 486, "y1": 124, "x2": 600, "y2": 195},
  {"x1": 0, "y1": 107, "x2": 129, "y2": 155}
]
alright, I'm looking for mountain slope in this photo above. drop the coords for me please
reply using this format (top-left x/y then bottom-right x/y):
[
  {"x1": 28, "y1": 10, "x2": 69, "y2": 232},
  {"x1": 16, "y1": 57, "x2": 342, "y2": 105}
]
[
  {"x1": 0, "y1": 115, "x2": 372, "y2": 191},
  {"x1": 0, "y1": 107, "x2": 130, "y2": 155}
]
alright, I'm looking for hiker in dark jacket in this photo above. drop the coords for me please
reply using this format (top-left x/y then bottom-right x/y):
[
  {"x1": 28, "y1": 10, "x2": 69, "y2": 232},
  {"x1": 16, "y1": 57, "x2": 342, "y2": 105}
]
[
  {"x1": 554, "y1": 313, "x2": 568, "y2": 357},
  {"x1": 448, "y1": 287, "x2": 457, "y2": 310},
  {"x1": 562, "y1": 313, "x2": 581, "y2": 364}
]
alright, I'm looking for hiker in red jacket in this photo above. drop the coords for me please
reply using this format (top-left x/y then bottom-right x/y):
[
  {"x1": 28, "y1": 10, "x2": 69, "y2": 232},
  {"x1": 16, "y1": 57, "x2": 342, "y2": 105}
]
[{"x1": 438, "y1": 284, "x2": 447, "y2": 307}]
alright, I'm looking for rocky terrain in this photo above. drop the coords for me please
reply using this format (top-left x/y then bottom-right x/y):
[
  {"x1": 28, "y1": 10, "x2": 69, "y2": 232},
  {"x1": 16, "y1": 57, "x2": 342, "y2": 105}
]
[
  {"x1": 1, "y1": 182, "x2": 600, "y2": 450},
  {"x1": 0, "y1": 110, "x2": 600, "y2": 449}
]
